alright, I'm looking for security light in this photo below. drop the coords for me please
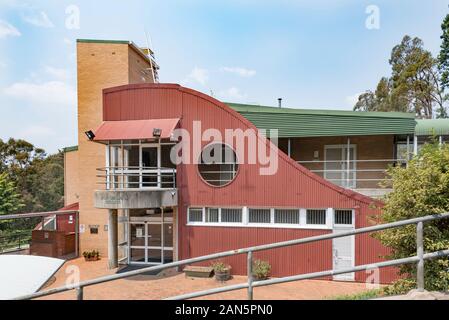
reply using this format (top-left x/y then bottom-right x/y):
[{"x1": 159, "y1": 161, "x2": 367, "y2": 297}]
[
  {"x1": 153, "y1": 128, "x2": 162, "y2": 138},
  {"x1": 85, "y1": 130, "x2": 95, "y2": 141}
]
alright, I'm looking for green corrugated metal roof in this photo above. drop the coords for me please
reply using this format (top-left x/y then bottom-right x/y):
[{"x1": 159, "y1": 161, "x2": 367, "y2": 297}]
[
  {"x1": 227, "y1": 103, "x2": 416, "y2": 138},
  {"x1": 415, "y1": 119, "x2": 449, "y2": 136}
]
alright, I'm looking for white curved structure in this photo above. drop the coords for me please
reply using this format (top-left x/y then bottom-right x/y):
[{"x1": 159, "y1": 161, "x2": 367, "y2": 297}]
[{"x1": 0, "y1": 255, "x2": 64, "y2": 300}]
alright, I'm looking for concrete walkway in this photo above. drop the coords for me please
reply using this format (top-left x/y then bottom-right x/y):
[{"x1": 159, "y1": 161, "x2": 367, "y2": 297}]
[{"x1": 38, "y1": 258, "x2": 370, "y2": 300}]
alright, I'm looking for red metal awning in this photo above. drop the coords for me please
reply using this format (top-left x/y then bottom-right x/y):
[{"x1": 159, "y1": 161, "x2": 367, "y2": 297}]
[{"x1": 93, "y1": 118, "x2": 180, "y2": 142}]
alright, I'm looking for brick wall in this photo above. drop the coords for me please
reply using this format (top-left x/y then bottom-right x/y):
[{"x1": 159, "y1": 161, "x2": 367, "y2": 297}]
[
  {"x1": 76, "y1": 41, "x2": 154, "y2": 256},
  {"x1": 283, "y1": 135, "x2": 395, "y2": 189}
]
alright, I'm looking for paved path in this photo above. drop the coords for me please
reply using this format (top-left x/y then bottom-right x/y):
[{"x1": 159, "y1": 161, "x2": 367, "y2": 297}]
[{"x1": 39, "y1": 258, "x2": 371, "y2": 300}]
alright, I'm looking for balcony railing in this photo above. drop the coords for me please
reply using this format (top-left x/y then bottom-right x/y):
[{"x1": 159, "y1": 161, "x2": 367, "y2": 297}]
[
  {"x1": 297, "y1": 159, "x2": 408, "y2": 189},
  {"x1": 97, "y1": 166, "x2": 176, "y2": 190}
]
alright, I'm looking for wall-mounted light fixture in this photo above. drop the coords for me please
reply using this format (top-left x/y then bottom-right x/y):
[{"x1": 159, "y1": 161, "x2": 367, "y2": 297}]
[
  {"x1": 85, "y1": 130, "x2": 95, "y2": 141},
  {"x1": 153, "y1": 128, "x2": 162, "y2": 138}
]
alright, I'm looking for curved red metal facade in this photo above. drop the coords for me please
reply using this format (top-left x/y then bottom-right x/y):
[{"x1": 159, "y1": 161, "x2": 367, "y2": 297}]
[{"x1": 102, "y1": 83, "x2": 398, "y2": 283}]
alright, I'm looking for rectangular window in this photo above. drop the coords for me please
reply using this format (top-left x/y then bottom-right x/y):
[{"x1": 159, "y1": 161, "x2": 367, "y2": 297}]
[
  {"x1": 206, "y1": 208, "x2": 219, "y2": 223},
  {"x1": 335, "y1": 210, "x2": 353, "y2": 225},
  {"x1": 248, "y1": 209, "x2": 271, "y2": 224},
  {"x1": 188, "y1": 208, "x2": 203, "y2": 223},
  {"x1": 275, "y1": 209, "x2": 299, "y2": 224},
  {"x1": 221, "y1": 208, "x2": 243, "y2": 223},
  {"x1": 306, "y1": 209, "x2": 327, "y2": 225}
]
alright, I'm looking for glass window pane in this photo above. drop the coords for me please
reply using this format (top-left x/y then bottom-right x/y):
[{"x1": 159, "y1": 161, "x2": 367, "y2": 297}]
[
  {"x1": 163, "y1": 250, "x2": 173, "y2": 264},
  {"x1": 189, "y1": 208, "x2": 203, "y2": 222},
  {"x1": 274, "y1": 209, "x2": 299, "y2": 224},
  {"x1": 248, "y1": 209, "x2": 271, "y2": 223},
  {"x1": 206, "y1": 208, "x2": 219, "y2": 223},
  {"x1": 130, "y1": 224, "x2": 145, "y2": 246},
  {"x1": 306, "y1": 209, "x2": 327, "y2": 225},
  {"x1": 163, "y1": 223, "x2": 173, "y2": 247},
  {"x1": 335, "y1": 210, "x2": 353, "y2": 225},
  {"x1": 130, "y1": 248, "x2": 145, "y2": 263},
  {"x1": 221, "y1": 208, "x2": 242, "y2": 223},
  {"x1": 147, "y1": 249, "x2": 161, "y2": 264},
  {"x1": 198, "y1": 144, "x2": 238, "y2": 186},
  {"x1": 147, "y1": 224, "x2": 161, "y2": 247},
  {"x1": 161, "y1": 145, "x2": 176, "y2": 169},
  {"x1": 142, "y1": 147, "x2": 158, "y2": 168}
]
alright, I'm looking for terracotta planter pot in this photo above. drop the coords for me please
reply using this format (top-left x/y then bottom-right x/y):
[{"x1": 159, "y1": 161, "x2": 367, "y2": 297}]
[
  {"x1": 214, "y1": 267, "x2": 232, "y2": 282},
  {"x1": 84, "y1": 256, "x2": 99, "y2": 262},
  {"x1": 252, "y1": 274, "x2": 269, "y2": 281}
]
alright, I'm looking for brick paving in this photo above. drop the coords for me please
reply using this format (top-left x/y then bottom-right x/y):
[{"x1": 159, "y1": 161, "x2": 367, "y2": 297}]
[{"x1": 39, "y1": 258, "x2": 371, "y2": 300}]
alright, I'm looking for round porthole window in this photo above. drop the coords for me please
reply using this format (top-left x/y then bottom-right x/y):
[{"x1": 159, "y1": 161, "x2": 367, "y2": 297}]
[{"x1": 198, "y1": 143, "x2": 239, "y2": 187}]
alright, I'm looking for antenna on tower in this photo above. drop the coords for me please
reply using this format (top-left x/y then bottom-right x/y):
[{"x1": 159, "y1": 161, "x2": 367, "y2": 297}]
[{"x1": 144, "y1": 29, "x2": 156, "y2": 83}]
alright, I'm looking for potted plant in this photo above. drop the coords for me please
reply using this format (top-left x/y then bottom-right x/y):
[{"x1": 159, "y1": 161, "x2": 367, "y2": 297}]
[
  {"x1": 252, "y1": 259, "x2": 271, "y2": 280},
  {"x1": 83, "y1": 250, "x2": 100, "y2": 262},
  {"x1": 211, "y1": 261, "x2": 232, "y2": 282}
]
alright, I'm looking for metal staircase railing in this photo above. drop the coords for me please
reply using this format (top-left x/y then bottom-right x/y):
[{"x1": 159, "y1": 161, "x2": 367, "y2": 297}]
[{"x1": 14, "y1": 212, "x2": 449, "y2": 300}]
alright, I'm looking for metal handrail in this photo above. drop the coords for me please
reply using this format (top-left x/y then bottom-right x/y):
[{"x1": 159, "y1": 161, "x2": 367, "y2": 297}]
[
  {"x1": 97, "y1": 166, "x2": 177, "y2": 190},
  {"x1": 14, "y1": 212, "x2": 449, "y2": 300},
  {"x1": 297, "y1": 158, "x2": 408, "y2": 189},
  {"x1": 0, "y1": 232, "x2": 32, "y2": 253}
]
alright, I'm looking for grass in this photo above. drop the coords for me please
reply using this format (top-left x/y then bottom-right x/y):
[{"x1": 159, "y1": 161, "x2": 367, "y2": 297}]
[{"x1": 327, "y1": 289, "x2": 384, "y2": 300}]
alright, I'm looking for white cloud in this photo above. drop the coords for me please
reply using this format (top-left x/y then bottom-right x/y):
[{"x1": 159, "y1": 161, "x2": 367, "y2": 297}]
[
  {"x1": 0, "y1": 20, "x2": 21, "y2": 38},
  {"x1": 2, "y1": 81, "x2": 76, "y2": 107},
  {"x1": 63, "y1": 38, "x2": 72, "y2": 45},
  {"x1": 20, "y1": 125, "x2": 55, "y2": 138},
  {"x1": 345, "y1": 92, "x2": 362, "y2": 107},
  {"x1": 220, "y1": 67, "x2": 256, "y2": 78},
  {"x1": 22, "y1": 11, "x2": 54, "y2": 28},
  {"x1": 44, "y1": 66, "x2": 71, "y2": 81},
  {"x1": 219, "y1": 87, "x2": 247, "y2": 101},
  {"x1": 183, "y1": 67, "x2": 209, "y2": 86}
]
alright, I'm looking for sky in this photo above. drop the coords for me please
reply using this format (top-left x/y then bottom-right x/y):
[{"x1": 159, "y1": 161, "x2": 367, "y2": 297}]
[{"x1": 0, "y1": 0, "x2": 448, "y2": 153}]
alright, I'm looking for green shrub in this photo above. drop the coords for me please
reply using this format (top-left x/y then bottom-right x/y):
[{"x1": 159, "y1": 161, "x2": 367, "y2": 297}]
[
  {"x1": 252, "y1": 259, "x2": 271, "y2": 280},
  {"x1": 211, "y1": 261, "x2": 230, "y2": 273},
  {"x1": 83, "y1": 250, "x2": 100, "y2": 259},
  {"x1": 375, "y1": 141, "x2": 449, "y2": 293}
]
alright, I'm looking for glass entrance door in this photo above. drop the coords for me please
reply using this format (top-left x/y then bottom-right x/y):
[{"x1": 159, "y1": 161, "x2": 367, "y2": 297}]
[{"x1": 128, "y1": 208, "x2": 174, "y2": 265}]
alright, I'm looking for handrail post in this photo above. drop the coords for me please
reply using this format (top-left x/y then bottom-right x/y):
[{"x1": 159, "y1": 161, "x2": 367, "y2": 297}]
[
  {"x1": 76, "y1": 286, "x2": 83, "y2": 300},
  {"x1": 416, "y1": 221, "x2": 424, "y2": 291},
  {"x1": 247, "y1": 251, "x2": 253, "y2": 300}
]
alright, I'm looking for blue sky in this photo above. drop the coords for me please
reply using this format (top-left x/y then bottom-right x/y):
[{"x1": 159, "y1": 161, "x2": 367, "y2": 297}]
[{"x1": 0, "y1": 0, "x2": 448, "y2": 153}]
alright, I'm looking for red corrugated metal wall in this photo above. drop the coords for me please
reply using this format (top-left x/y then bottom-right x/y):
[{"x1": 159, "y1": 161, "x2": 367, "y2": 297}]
[{"x1": 102, "y1": 84, "x2": 399, "y2": 283}]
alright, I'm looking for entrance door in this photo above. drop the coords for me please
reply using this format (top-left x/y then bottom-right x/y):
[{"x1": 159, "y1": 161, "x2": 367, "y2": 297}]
[
  {"x1": 128, "y1": 209, "x2": 174, "y2": 265},
  {"x1": 332, "y1": 210, "x2": 355, "y2": 281},
  {"x1": 324, "y1": 145, "x2": 356, "y2": 188}
]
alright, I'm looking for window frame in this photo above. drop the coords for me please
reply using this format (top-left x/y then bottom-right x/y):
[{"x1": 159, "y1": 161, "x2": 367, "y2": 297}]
[
  {"x1": 197, "y1": 142, "x2": 240, "y2": 188},
  {"x1": 187, "y1": 207, "x2": 335, "y2": 230},
  {"x1": 334, "y1": 209, "x2": 355, "y2": 227},
  {"x1": 248, "y1": 208, "x2": 272, "y2": 225},
  {"x1": 305, "y1": 209, "x2": 328, "y2": 227}
]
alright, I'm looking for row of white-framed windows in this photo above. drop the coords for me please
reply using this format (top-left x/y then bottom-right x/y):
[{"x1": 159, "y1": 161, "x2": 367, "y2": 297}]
[{"x1": 187, "y1": 207, "x2": 354, "y2": 229}]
